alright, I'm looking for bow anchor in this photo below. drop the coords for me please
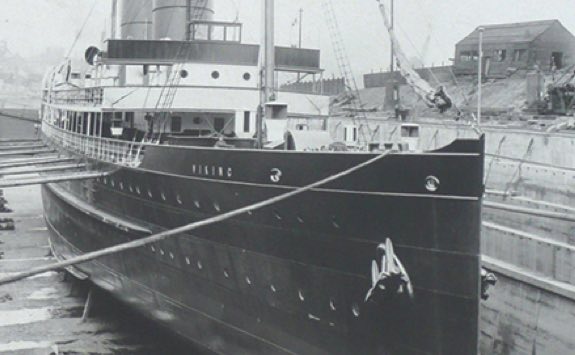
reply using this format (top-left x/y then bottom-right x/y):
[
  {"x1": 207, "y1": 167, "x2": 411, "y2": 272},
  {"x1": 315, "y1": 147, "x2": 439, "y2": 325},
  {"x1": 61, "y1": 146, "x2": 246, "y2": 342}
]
[{"x1": 365, "y1": 238, "x2": 414, "y2": 303}]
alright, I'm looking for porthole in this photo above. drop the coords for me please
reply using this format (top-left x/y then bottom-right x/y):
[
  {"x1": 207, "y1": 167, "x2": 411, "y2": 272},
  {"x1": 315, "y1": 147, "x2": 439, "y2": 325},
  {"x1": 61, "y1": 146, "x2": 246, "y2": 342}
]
[
  {"x1": 273, "y1": 211, "x2": 282, "y2": 221},
  {"x1": 176, "y1": 195, "x2": 183, "y2": 205},
  {"x1": 197, "y1": 261, "x2": 203, "y2": 270},
  {"x1": 332, "y1": 217, "x2": 340, "y2": 229},
  {"x1": 211, "y1": 71, "x2": 220, "y2": 79},
  {"x1": 329, "y1": 299, "x2": 337, "y2": 311},
  {"x1": 243, "y1": 72, "x2": 251, "y2": 81},
  {"x1": 185, "y1": 257, "x2": 191, "y2": 265},
  {"x1": 352, "y1": 303, "x2": 360, "y2": 317},
  {"x1": 298, "y1": 289, "x2": 305, "y2": 302},
  {"x1": 245, "y1": 276, "x2": 252, "y2": 285},
  {"x1": 148, "y1": 189, "x2": 153, "y2": 198},
  {"x1": 179, "y1": 69, "x2": 188, "y2": 78},
  {"x1": 425, "y1": 176, "x2": 440, "y2": 192}
]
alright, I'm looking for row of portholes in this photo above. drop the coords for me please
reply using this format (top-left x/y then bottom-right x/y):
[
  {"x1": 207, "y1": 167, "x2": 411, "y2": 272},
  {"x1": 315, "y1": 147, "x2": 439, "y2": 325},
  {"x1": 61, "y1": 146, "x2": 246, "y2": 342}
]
[
  {"x1": 98, "y1": 177, "x2": 343, "y2": 229},
  {"x1": 100, "y1": 177, "x2": 225, "y2": 212},
  {"x1": 179, "y1": 69, "x2": 252, "y2": 81},
  {"x1": 149, "y1": 243, "x2": 361, "y2": 318},
  {"x1": 100, "y1": 177, "x2": 187, "y2": 207}
]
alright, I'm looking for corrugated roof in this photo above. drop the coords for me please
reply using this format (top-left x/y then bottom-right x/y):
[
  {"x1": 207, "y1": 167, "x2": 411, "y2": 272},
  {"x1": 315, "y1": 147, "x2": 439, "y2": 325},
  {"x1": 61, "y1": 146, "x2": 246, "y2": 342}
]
[{"x1": 458, "y1": 20, "x2": 560, "y2": 45}]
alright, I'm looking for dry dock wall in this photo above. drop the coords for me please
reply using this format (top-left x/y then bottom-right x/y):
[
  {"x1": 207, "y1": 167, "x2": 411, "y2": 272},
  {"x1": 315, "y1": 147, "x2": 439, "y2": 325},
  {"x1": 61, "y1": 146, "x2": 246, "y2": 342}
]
[
  {"x1": 328, "y1": 118, "x2": 575, "y2": 354},
  {"x1": 480, "y1": 269, "x2": 575, "y2": 355}
]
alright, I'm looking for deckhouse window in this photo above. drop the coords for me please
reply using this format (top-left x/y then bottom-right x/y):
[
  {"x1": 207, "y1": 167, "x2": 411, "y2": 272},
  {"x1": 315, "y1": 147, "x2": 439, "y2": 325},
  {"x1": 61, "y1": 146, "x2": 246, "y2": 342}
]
[
  {"x1": 171, "y1": 116, "x2": 182, "y2": 133},
  {"x1": 226, "y1": 26, "x2": 241, "y2": 42},
  {"x1": 189, "y1": 21, "x2": 242, "y2": 43},
  {"x1": 193, "y1": 24, "x2": 209, "y2": 40},
  {"x1": 243, "y1": 111, "x2": 250, "y2": 132},
  {"x1": 513, "y1": 49, "x2": 527, "y2": 62},
  {"x1": 210, "y1": 26, "x2": 225, "y2": 41},
  {"x1": 493, "y1": 49, "x2": 506, "y2": 62},
  {"x1": 460, "y1": 50, "x2": 478, "y2": 62}
]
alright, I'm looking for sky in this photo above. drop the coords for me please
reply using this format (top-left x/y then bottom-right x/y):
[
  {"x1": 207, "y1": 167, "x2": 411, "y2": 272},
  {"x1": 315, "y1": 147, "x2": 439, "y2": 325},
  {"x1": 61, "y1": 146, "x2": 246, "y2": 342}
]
[{"x1": 1, "y1": 0, "x2": 575, "y2": 85}]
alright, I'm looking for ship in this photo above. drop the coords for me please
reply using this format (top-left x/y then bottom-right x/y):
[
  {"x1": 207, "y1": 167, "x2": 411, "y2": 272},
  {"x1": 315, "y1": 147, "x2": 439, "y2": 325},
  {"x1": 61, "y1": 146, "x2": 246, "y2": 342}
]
[{"x1": 39, "y1": 1, "x2": 485, "y2": 354}]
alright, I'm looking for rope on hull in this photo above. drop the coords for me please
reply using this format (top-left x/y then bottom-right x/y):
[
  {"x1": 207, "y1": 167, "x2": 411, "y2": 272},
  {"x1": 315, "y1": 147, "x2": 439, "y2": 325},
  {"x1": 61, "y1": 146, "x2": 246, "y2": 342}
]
[{"x1": 0, "y1": 151, "x2": 392, "y2": 286}]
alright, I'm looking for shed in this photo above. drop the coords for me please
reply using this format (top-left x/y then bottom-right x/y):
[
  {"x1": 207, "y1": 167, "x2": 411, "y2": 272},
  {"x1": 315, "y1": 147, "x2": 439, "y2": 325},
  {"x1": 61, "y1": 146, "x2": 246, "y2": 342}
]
[{"x1": 454, "y1": 20, "x2": 575, "y2": 77}]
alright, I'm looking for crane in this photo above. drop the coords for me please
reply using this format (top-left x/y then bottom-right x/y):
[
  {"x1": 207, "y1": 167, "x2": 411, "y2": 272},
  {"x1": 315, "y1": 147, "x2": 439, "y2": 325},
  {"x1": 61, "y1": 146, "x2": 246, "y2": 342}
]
[{"x1": 321, "y1": 0, "x2": 373, "y2": 144}]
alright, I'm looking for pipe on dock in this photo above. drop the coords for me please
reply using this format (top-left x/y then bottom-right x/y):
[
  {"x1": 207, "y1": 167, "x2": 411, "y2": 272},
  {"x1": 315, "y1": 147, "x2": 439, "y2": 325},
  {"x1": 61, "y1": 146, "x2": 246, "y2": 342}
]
[{"x1": 483, "y1": 200, "x2": 575, "y2": 222}]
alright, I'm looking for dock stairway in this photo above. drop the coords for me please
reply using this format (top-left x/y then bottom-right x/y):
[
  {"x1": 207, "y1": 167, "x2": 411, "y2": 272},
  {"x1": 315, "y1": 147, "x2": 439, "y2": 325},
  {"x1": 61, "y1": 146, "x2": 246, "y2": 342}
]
[{"x1": 0, "y1": 139, "x2": 111, "y2": 189}]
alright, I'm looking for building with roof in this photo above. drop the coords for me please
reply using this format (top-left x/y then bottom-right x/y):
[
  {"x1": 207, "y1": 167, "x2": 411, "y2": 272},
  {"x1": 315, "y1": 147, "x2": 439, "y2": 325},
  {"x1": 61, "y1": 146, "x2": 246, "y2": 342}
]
[{"x1": 454, "y1": 20, "x2": 575, "y2": 77}]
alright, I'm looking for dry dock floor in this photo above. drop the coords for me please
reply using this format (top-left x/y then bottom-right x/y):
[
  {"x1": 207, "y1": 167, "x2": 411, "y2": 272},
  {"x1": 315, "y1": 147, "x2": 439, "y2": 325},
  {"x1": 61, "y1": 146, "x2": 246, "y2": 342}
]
[{"x1": 0, "y1": 185, "x2": 202, "y2": 354}]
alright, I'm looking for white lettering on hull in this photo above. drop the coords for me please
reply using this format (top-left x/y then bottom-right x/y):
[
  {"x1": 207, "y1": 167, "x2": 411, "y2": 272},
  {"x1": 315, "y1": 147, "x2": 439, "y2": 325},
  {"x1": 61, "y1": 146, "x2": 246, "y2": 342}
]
[{"x1": 191, "y1": 164, "x2": 233, "y2": 178}]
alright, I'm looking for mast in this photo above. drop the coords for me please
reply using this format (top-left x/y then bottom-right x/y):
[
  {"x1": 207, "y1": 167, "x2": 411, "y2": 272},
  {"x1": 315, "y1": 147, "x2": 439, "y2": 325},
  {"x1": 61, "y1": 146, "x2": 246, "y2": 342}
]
[
  {"x1": 257, "y1": 0, "x2": 275, "y2": 148},
  {"x1": 390, "y1": 0, "x2": 400, "y2": 113},
  {"x1": 297, "y1": 8, "x2": 303, "y2": 82},
  {"x1": 264, "y1": 0, "x2": 276, "y2": 103},
  {"x1": 111, "y1": 0, "x2": 118, "y2": 39},
  {"x1": 477, "y1": 27, "x2": 484, "y2": 126},
  {"x1": 389, "y1": 0, "x2": 394, "y2": 76}
]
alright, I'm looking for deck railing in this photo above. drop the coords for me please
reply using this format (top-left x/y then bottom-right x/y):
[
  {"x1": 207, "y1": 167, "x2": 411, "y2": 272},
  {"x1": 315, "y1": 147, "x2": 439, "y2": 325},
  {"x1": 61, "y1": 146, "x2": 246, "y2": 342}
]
[
  {"x1": 43, "y1": 87, "x2": 104, "y2": 106},
  {"x1": 42, "y1": 123, "x2": 145, "y2": 167}
]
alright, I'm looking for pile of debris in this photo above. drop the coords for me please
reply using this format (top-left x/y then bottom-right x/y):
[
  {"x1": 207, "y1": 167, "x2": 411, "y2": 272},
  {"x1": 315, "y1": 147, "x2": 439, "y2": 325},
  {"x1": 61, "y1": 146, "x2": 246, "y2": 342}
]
[{"x1": 0, "y1": 189, "x2": 14, "y2": 230}]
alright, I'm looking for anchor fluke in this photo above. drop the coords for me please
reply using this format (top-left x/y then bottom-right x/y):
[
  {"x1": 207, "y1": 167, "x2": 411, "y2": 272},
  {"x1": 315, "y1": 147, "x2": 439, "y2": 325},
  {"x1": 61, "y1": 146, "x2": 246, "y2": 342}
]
[{"x1": 365, "y1": 238, "x2": 413, "y2": 303}]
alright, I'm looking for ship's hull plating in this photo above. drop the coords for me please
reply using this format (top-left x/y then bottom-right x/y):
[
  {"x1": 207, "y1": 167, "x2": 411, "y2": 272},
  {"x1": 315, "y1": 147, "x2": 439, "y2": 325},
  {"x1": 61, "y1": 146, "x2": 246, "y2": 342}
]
[{"x1": 42, "y1": 138, "x2": 484, "y2": 354}]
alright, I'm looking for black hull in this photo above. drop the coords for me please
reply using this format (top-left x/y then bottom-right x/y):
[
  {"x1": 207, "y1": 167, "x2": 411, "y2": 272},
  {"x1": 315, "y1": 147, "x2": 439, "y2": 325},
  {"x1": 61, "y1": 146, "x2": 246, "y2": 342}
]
[{"x1": 42, "y1": 138, "x2": 484, "y2": 354}]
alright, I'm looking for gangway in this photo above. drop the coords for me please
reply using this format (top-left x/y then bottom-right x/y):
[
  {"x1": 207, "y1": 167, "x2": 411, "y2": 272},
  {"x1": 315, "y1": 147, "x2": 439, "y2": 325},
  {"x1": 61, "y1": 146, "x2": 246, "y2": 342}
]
[
  {"x1": 0, "y1": 157, "x2": 76, "y2": 169},
  {"x1": 0, "y1": 170, "x2": 109, "y2": 189},
  {"x1": 0, "y1": 140, "x2": 55, "y2": 157},
  {"x1": 0, "y1": 153, "x2": 110, "y2": 189},
  {"x1": 0, "y1": 138, "x2": 112, "y2": 189},
  {"x1": 0, "y1": 163, "x2": 87, "y2": 178}
]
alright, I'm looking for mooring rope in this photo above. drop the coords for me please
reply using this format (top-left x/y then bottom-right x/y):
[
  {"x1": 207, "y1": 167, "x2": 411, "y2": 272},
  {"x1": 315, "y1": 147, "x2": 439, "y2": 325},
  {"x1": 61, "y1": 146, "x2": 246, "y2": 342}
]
[{"x1": 0, "y1": 151, "x2": 391, "y2": 286}]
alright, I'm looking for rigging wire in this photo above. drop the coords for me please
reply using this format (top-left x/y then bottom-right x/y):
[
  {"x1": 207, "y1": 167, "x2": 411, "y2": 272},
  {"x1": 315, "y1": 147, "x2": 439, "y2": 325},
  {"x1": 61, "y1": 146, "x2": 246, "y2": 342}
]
[
  {"x1": 65, "y1": 0, "x2": 99, "y2": 58},
  {"x1": 154, "y1": 0, "x2": 210, "y2": 142},
  {"x1": 321, "y1": 0, "x2": 373, "y2": 144}
]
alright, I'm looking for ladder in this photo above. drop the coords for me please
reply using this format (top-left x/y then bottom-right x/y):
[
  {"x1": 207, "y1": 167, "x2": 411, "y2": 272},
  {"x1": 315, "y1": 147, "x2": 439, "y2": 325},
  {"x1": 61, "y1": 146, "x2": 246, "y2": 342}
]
[
  {"x1": 321, "y1": 0, "x2": 372, "y2": 144},
  {"x1": 154, "y1": 0, "x2": 210, "y2": 140}
]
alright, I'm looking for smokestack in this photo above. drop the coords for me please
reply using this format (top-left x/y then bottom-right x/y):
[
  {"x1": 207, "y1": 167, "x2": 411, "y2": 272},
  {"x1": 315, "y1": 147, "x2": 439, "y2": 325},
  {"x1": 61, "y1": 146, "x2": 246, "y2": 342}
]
[
  {"x1": 152, "y1": 0, "x2": 215, "y2": 41},
  {"x1": 120, "y1": 0, "x2": 153, "y2": 40}
]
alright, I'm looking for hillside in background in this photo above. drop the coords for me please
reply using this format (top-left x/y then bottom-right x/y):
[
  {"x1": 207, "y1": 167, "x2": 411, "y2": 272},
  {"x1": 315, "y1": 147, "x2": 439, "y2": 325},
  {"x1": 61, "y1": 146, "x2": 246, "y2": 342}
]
[
  {"x1": 346, "y1": 67, "x2": 575, "y2": 120},
  {"x1": 0, "y1": 42, "x2": 64, "y2": 109}
]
